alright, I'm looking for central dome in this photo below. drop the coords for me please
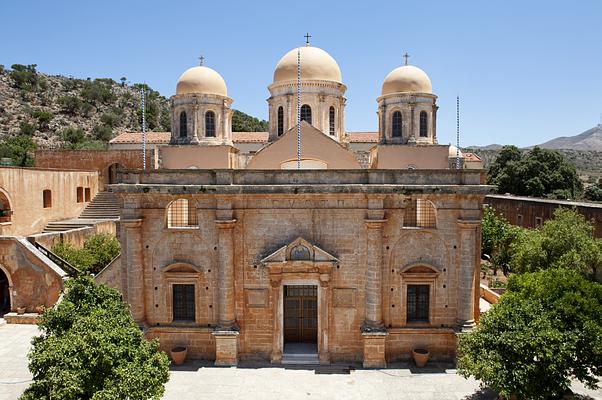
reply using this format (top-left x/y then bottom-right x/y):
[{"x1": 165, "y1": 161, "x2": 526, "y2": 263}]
[
  {"x1": 381, "y1": 65, "x2": 432, "y2": 95},
  {"x1": 176, "y1": 66, "x2": 228, "y2": 96},
  {"x1": 273, "y1": 46, "x2": 342, "y2": 84}
]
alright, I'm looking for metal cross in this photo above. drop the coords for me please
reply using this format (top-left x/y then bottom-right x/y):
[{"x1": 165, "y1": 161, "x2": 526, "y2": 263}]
[
  {"x1": 199, "y1": 55, "x2": 205, "y2": 66},
  {"x1": 304, "y1": 33, "x2": 311, "y2": 46},
  {"x1": 403, "y1": 52, "x2": 410, "y2": 66}
]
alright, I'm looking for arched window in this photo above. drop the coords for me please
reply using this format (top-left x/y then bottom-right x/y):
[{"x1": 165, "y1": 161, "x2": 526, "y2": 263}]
[
  {"x1": 0, "y1": 191, "x2": 11, "y2": 223},
  {"x1": 205, "y1": 111, "x2": 216, "y2": 137},
  {"x1": 167, "y1": 198, "x2": 198, "y2": 228},
  {"x1": 300, "y1": 104, "x2": 312, "y2": 125},
  {"x1": 419, "y1": 111, "x2": 428, "y2": 137},
  {"x1": 179, "y1": 111, "x2": 187, "y2": 138},
  {"x1": 403, "y1": 198, "x2": 436, "y2": 228},
  {"x1": 277, "y1": 106, "x2": 284, "y2": 136},
  {"x1": 290, "y1": 245, "x2": 311, "y2": 260},
  {"x1": 329, "y1": 106, "x2": 335, "y2": 136},
  {"x1": 392, "y1": 111, "x2": 402, "y2": 138}
]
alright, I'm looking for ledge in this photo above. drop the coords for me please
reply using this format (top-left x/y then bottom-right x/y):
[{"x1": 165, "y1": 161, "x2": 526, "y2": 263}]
[{"x1": 387, "y1": 327, "x2": 456, "y2": 334}]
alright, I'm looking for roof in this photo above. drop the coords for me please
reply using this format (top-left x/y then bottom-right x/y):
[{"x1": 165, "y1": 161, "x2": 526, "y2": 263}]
[
  {"x1": 463, "y1": 152, "x2": 482, "y2": 162},
  {"x1": 486, "y1": 194, "x2": 602, "y2": 209},
  {"x1": 347, "y1": 132, "x2": 378, "y2": 143},
  {"x1": 109, "y1": 131, "x2": 270, "y2": 144},
  {"x1": 109, "y1": 132, "x2": 171, "y2": 144}
]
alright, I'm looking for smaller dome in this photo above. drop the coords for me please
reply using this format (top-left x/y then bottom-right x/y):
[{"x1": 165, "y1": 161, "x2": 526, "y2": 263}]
[
  {"x1": 273, "y1": 46, "x2": 342, "y2": 84},
  {"x1": 381, "y1": 65, "x2": 432, "y2": 95},
  {"x1": 176, "y1": 66, "x2": 227, "y2": 96},
  {"x1": 448, "y1": 145, "x2": 464, "y2": 158}
]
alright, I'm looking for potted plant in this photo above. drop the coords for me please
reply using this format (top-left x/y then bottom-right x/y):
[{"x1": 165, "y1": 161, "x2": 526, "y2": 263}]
[
  {"x1": 412, "y1": 348, "x2": 429, "y2": 367},
  {"x1": 16, "y1": 306, "x2": 26, "y2": 315},
  {"x1": 170, "y1": 346, "x2": 187, "y2": 365}
]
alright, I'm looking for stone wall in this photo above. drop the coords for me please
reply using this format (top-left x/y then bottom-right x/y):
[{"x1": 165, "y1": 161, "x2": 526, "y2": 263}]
[
  {"x1": 30, "y1": 220, "x2": 117, "y2": 249},
  {"x1": 0, "y1": 167, "x2": 99, "y2": 236}
]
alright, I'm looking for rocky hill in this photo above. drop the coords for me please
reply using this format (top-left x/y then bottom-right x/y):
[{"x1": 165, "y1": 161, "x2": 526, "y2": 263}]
[
  {"x1": 537, "y1": 124, "x2": 602, "y2": 151},
  {"x1": 0, "y1": 64, "x2": 267, "y2": 151}
]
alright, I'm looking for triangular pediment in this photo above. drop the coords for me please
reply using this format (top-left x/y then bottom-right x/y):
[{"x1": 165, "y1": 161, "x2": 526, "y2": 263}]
[{"x1": 260, "y1": 237, "x2": 338, "y2": 264}]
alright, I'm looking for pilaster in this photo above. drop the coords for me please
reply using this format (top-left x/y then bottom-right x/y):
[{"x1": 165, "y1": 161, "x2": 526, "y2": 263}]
[
  {"x1": 122, "y1": 218, "x2": 145, "y2": 323},
  {"x1": 457, "y1": 219, "x2": 480, "y2": 331},
  {"x1": 215, "y1": 218, "x2": 237, "y2": 329}
]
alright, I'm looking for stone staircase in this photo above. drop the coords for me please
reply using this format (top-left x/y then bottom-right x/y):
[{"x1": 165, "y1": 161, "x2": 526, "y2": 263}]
[
  {"x1": 43, "y1": 192, "x2": 119, "y2": 233},
  {"x1": 281, "y1": 343, "x2": 320, "y2": 365}
]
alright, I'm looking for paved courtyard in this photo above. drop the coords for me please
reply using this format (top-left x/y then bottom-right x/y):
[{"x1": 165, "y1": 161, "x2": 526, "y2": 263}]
[{"x1": 1, "y1": 323, "x2": 601, "y2": 400}]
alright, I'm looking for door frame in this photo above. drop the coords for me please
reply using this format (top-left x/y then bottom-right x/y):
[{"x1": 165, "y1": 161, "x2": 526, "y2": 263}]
[{"x1": 282, "y1": 281, "x2": 319, "y2": 346}]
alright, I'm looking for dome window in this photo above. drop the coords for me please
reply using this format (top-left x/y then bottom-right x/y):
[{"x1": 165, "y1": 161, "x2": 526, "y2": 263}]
[
  {"x1": 179, "y1": 112, "x2": 187, "y2": 138},
  {"x1": 300, "y1": 104, "x2": 312, "y2": 125},
  {"x1": 392, "y1": 111, "x2": 402, "y2": 138},
  {"x1": 277, "y1": 106, "x2": 284, "y2": 136},
  {"x1": 419, "y1": 111, "x2": 428, "y2": 137},
  {"x1": 205, "y1": 111, "x2": 216, "y2": 137},
  {"x1": 329, "y1": 106, "x2": 335, "y2": 136}
]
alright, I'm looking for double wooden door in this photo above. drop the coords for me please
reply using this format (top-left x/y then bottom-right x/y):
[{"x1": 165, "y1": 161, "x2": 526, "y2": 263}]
[{"x1": 283, "y1": 285, "x2": 318, "y2": 343}]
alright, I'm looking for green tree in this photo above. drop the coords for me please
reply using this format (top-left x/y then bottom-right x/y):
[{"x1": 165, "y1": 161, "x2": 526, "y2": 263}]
[
  {"x1": 20, "y1": 276, "x2": 170, "y2": 400},
  {"x1": 9, "y1": 64, "x2": 39, "y2": 91},
  {"x1": 19, "y1": 121, "x2": 36, "y2": 136},
  {"x1": 481, "y1": 207, "x2": 522, "y2": 276},
  {"x1": 80, "y1": 79, "x2": 115, "y2": 104},
  {"x1": 584, "y1": 182, "x2": 602, "y2": 202},
  {"x1": 31, "y1": 109, "x2": 54, "y2": 131},
  {"x1": 60, "y1": 127, "x2": 86, "y2": 148},
  {"x1": 0, "y1": 135, "x2": 36, "y2": 166},
  {"x1": 52, "y1": 234, "x2": 120, "y2": 274},
  {"x1": 232, "y1": 109, "x2": 268, "y2": 132},
  {"x1": 510, "y1": 208, "x2": 602, "y2": 279},
  {"x1": 487, "y1": 146, "x2": 582, "y2": 199},
  {"x1": 458, "y1": 268, "x2": 602, "y2": 399},
  {"x1": 92, "y1": 124, "x2": 113, "y2": 142},
  {"x1": 57, "y1": 95, "x2": 82, "y2": 114}
]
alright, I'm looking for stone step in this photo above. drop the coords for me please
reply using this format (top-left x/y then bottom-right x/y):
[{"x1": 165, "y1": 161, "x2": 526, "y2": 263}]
[{"x1": 281, "y1": 353, "x2": 320, "y2": 365}]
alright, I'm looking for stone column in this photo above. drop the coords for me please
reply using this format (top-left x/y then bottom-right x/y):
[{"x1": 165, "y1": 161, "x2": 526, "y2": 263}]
[
  {"x1": 318, "y1": 272, "x2": 331, "y2": 364},
  {"x1": 364, "y1": 218, "x2": 386, "y2": 327},
  {"x1": 190, "y1": 103, "x2": 199, "y2": 144},
  {"x1": 122, "y1": 218, "x2": 145, "y2": 323},
  {"x1": 408, "y1": 100, "x2": 416, "y2": 144},
  {"x1": 215, "y1": 219, "x2": 236, "y2": 328},
  {"x1": 270, "y1": 274, "x2": 283, "y2": 363},
  {"x1": 457, "y1": 219, "x2": 480, "y2": 331},
  {"x1": 432, "y1": 105, "x2": 438, "y2": 144},
  {"x1": 378, "y1": 103, "x2": 386, "y2": 144}
]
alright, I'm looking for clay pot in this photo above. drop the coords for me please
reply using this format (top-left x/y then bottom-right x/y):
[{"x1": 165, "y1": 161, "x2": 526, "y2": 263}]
[
  {"x1": 170, "y1": 346, "x2": 187, "y2": 365},
  {"x1": 35, "y1": 305, "x2": 46, "y2": 314},
  {"x1": 412, "y1": 348, "x2": 429, "y2": 368},
  {"x1": 16, "y1": 306, "x2": 26, "y2": 315}
]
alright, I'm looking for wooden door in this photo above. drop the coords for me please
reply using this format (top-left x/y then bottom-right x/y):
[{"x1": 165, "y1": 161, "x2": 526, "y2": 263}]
[{"x1": 283, "y1": 285, "x2": 317, "y2": 343}]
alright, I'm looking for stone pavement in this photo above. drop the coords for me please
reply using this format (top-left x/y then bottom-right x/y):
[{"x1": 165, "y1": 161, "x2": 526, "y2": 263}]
[{"x1": 1, "y1": 323, "x2": 601, "y2": 400}]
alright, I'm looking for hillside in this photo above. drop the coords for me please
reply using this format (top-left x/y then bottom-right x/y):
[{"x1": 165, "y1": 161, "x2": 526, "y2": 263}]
[
  {"x1": 538, "y1": 124, "x2": 602, "y2": 151},
  {"x1": 0, "y1": 64, "x2": 267, "y2": 151}
]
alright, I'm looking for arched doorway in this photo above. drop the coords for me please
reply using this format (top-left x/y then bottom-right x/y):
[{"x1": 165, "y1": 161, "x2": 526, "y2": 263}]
[
  {"x1": 0, "y1": 267, "x2": 10, "y2": 316},
  {"x1": 0, "y1": 189, "x2": 12, "y2": 223},
  {"x1": 107, "y1": 163, "x2": 125, "y2": 185}
]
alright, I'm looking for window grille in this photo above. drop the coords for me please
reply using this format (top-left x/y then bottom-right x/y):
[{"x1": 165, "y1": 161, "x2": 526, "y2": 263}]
[
  {"x1": 404, "y1": 198, "x2": 436, "y2": 228},
  {"x1": 407, "y1": 284, "x2": 429, "y2": 322},
  {"x1": 300, "y1": 104, "x2": 312, "y2": 125},
  {"x1": 205, "y1": 111, "x2": 216, "y2": 137},
  {"x1": 277, "y1": 106, "x2": 284, "y2": 136},
  {"x1": 179, "y1": 111, "x2": 187, "y2": 138},
  {"x1": 419, "y1": 111, "x2": 428, "y2": 137},
  {"x1": 43, "y1": 190, "x2": 52, "y2": 208},
  {"x1": 167, "y1": 199, "x2": 198, "y2": 228},
  {"x1": 173, "y1": 284, "x2": 195, "y2": 322},
  {"x1": 329, "y1": 106, "x2": 335, "y2": 136},
  {"x1": 392, "y1": 111, "x2": 402, "y2": 137},
  {"x1": 76, "y1": 187, "x2": 84, "y2": 203}
]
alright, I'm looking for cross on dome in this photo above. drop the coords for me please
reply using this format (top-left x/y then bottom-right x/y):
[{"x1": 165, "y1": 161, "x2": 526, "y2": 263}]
[
  {"x1": 199, "y1": 54, "x2": 205, "y2": 66},
  {"x1": 403, "y1": 52, "x2": 410, "y2": 66},
  {"x1": 304, "y1": 33, "x2": 311, "y2": 46}
]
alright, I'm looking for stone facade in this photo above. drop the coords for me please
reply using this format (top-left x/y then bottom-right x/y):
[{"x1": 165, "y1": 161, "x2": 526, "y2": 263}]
[{"x1": 109, "y1": 169, "x2": 491, "y2": 365}]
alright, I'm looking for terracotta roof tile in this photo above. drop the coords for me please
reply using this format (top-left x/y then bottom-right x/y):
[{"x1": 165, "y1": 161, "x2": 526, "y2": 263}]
[
  {"x1": 109, "y1": 132, "x2": 170, "y2": 144},
  {"x1": 232, "y1": 132, "x2": 269, "y2": 142},
  {"x1": 463, "y1": 152, "x2": 482, "y2": 162},
  {"x1": 347, "y1": 132, "x2": 378, "y2": 142}
]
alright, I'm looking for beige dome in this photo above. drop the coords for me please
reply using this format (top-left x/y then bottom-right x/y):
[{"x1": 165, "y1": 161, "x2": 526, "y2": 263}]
[
  {"x1": 273, "y1": 46, "x2": 342, "y2": 83},
  {"x1": 176, "y1": 66, "x2": 227, "y2": 96},
  {"x1": 448, "y1": 145, "x2": 464, "y2": 158},
  {"x1": 381, "y1": 65, "x2": 432, "y2": 95}
]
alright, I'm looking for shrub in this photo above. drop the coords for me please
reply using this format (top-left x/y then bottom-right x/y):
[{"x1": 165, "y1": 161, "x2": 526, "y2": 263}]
[
  {"x1": 19, "y1": 121, "x2": 36, "y2": 136},
  {"x1": 60, "y1": 127, "x2": 85, "y2": 148},
  {"x1": 100, "y1": 112, "x2": 119, "y2": 128},
  {"x1": 458, "y1": 268, "x2": 602, "y2": 399},
  {"x1": 0, "y1": 135, "x2": 36, "y2": 166},
  {"x1": 20, "y1": 276, "x2": 170, "y2": 400},
  {"x1": 31, "y1": 109, "x2": 54, "y2": 130},
  {"x1": 584, "y1": 184, "x2": 602, "y2": 202},
  {"x1": 52, "y1": 233, "x2": 120, "y2": 274},
  {"x1": 57, "y1": 95, "x2": 82, "y2": 114},
  {"x1": 9, "y1": 64, "x2": 39, "y2": 91},
  {"x1": 92, "y1": 124, "x2": 113, "y2": 142},
  {"x1": 80, "y1": 79, "x2": 115, "y2": 104}
]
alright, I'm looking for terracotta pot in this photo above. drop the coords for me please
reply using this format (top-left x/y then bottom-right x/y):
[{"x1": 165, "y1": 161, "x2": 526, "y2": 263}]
[
  {"x1": 16, "y1": 306, "x2": 26, "y2": 315},
  {"x1": 170, "y1": 346, "x2": 187, "y2": 365},
  {"x1": 412, "y1": 348, "x2": 429, "y2": 368}
]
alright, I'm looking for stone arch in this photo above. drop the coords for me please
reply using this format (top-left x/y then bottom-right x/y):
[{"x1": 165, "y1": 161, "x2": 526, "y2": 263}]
[
  {"x1": 389, "y1": 230, "x2": 448, "y2": 273},
  {"x1": 0, "y1": 264, "x2": 12, "y2": 315},
  {"x1": 107, "y1": 162, "x2": 126, "y2": 185},
  {"x1": 0, "y1": 187, "x2": 13, "y2": 223}
]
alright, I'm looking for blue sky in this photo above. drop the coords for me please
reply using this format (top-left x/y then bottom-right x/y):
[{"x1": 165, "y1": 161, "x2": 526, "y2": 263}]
[{"x1": 1, "y1": 0, "x2": 601, "y2": 147}]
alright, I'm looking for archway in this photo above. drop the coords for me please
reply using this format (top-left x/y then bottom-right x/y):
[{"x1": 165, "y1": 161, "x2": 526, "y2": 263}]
[
  {"x1": 0, "y1": 189, "x2": 12, "y2": 223},
  {"x1": 107, "y1": 163, "x2": 126, "y2": 185},
  {"x1": 0, "y1": 267, "x2": 11, "y2": 316}
]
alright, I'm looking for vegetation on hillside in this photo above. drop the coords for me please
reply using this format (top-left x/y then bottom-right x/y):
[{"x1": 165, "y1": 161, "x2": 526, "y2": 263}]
[
  {"x1": 21, "y1": 276, "x2": 169, "y2": 400},
  {"x1": 52, "y1": 234, "x2": 120, "y2": 275},
  {"x1": 486, "y1": 145, "x2": 582, "y2": 199},
  {"x1": 231, "y1": 109, "x2": 268, "y2": 132}
]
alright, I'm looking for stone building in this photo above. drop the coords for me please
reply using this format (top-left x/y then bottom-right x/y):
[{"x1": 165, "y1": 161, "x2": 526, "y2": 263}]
[{"x1": 103, "y1": 42, "x2": 492, "y2": 367}]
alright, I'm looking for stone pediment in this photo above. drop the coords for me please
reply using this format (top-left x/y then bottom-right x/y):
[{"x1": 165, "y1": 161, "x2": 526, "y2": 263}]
[{"x1": 260, "y1": 237, "x2": 338, "y2": 265}]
